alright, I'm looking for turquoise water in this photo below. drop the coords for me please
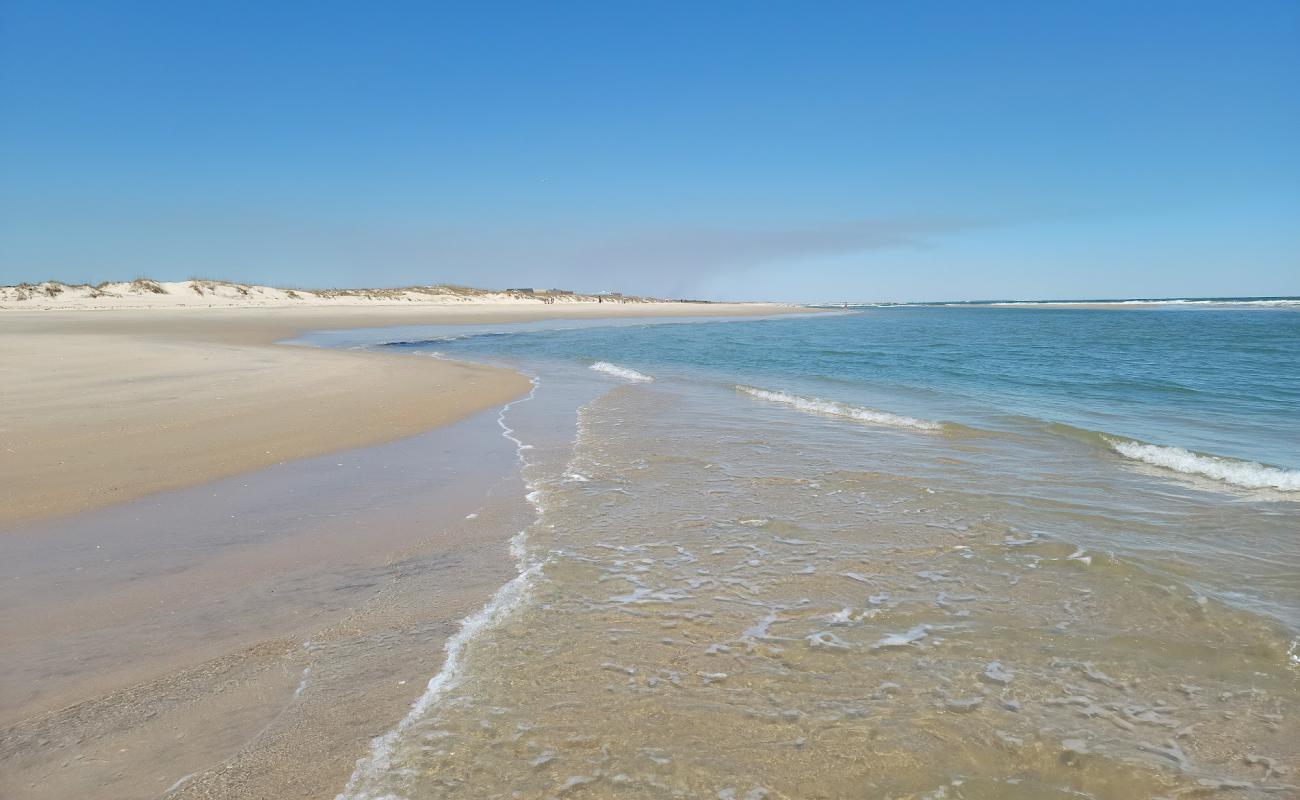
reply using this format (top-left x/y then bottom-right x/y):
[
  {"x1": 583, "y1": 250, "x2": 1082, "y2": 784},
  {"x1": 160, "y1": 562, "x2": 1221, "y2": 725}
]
[
  {"x1": 308, "y1": 306, "x2": 1300, "y2": 620},
  {"x1": 308, "y1": 306, "x2": 1299, "y2": 799},
  {"x1": 390, "y1": 306, "x2": 1300, "y2": 472}
]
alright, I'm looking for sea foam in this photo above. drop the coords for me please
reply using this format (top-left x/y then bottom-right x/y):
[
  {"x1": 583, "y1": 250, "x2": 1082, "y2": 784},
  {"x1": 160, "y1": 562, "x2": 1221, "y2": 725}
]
[
  {"x1": 590, "y1": 361, "x2": 654, "y2": 382},
  {"x1": 335, "y1": 561, "x2": 541, "y2": 799},
  {"x1": 735, "y1": 385, "x2": 942, "y2": 431},
  {"x1": 1107, "y1": 438, "x2": 1300, "y2": 492}
]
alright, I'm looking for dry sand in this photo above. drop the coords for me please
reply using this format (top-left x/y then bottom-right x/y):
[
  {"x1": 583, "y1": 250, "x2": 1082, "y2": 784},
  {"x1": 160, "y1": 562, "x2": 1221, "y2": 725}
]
[{"x1": 1, "y1": 301, "x2": 791, "y2": 527}]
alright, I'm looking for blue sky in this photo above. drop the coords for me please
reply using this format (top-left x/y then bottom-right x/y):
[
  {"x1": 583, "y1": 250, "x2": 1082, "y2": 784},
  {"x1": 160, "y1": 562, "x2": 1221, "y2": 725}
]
[{"x1": 1, "y1": 1, "x2": 1296, "y2": 301}]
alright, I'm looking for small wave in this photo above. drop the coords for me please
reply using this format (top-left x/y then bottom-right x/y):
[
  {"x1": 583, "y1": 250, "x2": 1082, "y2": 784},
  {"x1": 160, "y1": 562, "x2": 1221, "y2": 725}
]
[
  {"x1": 735, "y1": 385, "x2": 942, "y2": 431},
  {"x1": 1107, "y1": 438, "x2": 1300, "y2": 492},
  {"x1": 590, "y1": 361, "x2": 654, "y2": 382}
]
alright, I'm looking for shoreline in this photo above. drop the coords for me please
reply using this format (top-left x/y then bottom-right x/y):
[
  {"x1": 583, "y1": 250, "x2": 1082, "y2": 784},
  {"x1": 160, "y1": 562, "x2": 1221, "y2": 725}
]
[
  {"x1": 1, "y1": 409, "x2": 536, "y2": 800},
  {"x1": 1, "y1": 301, "x2": 806, "y2": 800},
  {"x1": 1, "y1": 302, "x2": 798, "y2": 528}
]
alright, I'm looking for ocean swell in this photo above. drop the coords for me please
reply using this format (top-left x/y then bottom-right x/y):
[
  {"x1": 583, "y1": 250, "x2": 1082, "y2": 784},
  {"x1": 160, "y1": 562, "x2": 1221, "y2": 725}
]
[
  {"x1": 735, "y1": 385, "x2": 943, "y2": 431},
  {"x1": 1107, "y1": 438, "x2": 1300, "y2": 492}
]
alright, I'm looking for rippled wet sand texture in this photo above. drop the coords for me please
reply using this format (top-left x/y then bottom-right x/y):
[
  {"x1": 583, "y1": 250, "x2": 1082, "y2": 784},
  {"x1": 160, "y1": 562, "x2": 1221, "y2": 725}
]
[{"x1": 347, "y1": 385, "x2": 1297, "y2": 800}]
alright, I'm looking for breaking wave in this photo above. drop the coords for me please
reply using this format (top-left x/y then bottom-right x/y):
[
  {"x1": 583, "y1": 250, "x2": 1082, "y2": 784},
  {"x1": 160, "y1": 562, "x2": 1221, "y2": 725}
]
[
  {"x1": 1107, "y1": 438, "x2": 1300, "y2": 492},
  {"x1": 735, "y1": 385, "x2": 943, "y2": 431},
  {"x1": 590, "y1": 361, "x2": 654, "y2": 382}
]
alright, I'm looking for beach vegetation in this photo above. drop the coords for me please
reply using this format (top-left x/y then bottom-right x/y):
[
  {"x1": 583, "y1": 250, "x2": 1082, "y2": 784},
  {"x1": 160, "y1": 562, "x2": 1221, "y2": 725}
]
[{"x1": 130, "y1": 278, "x2": 167, "y2": 294}]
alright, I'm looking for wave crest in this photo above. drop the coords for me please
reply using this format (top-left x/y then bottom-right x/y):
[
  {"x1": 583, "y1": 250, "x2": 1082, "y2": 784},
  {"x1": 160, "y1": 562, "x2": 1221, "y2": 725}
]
[
  {"x1": 590, "y1": 362, "x2": 654, "y2": 382},
  {"x1": 1107, "y1": 439, "x2": 1300, "y2": 492},
  {"x1": 736, "y1": 385, "x2": 942, "y2": 431}
]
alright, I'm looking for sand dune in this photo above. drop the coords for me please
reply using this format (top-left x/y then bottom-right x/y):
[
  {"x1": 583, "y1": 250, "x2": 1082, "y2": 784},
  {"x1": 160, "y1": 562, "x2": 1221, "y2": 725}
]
[{"x1": 0, "y1": 278, "x2": 700, "y2": 310}]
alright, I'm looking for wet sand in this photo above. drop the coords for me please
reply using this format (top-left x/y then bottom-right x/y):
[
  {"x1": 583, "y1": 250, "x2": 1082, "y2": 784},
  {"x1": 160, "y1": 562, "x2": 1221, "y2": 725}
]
[{"x1": 0, "y1": 409, "x2": 535, "y2": 799}]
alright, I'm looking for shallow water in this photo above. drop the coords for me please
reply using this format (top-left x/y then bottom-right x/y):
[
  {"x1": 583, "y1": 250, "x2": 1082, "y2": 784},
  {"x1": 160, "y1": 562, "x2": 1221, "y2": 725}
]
[
  {"x1": 0, "y1": 407, "x2": 545, "y2": 800},
  {"x1": 307, "y1": 306, "x2": 1298, "y2": 799}
]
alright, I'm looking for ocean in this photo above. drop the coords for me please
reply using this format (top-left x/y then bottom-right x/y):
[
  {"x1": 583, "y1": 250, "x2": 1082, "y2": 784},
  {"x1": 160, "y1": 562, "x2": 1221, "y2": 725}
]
[{"x1": 301, "y1": 303, "x2": 1299, "y2": 799}]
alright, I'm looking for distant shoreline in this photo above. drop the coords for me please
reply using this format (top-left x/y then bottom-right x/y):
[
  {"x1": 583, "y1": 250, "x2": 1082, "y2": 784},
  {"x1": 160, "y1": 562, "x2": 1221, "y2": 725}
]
[
  {"x1": 0, "y1": 278, "x2": 742, "y2": 311},
  {"x1": 815, "y1": 296, "x2": 1299, "y2": 309}
]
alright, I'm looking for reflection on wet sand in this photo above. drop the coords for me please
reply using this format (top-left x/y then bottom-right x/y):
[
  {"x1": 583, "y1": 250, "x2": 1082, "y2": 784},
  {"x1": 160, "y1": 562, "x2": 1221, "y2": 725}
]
[{"x1": 0, "y1": 410, "x2": 533, "y2": 800}]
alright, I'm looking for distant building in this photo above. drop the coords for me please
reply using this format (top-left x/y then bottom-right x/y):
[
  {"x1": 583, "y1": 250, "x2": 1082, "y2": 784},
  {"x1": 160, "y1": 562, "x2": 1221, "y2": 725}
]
[{"x1": 508, "y1": 288, "x2": 534, "y2": 294}]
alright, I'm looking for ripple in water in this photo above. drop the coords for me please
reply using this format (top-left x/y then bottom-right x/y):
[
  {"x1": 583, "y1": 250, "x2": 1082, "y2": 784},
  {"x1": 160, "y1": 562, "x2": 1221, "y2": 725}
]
[{"x1": 342, "y1": 382, "x2": 1298, "y2": 799}]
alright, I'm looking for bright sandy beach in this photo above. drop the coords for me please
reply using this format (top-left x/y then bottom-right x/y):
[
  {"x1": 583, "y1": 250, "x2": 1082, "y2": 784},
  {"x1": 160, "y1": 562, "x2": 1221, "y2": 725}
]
[
  {"x1": 1, "y1": 283, "x2": 793, "y2": 525},
  {"x1": 5, "y1": 3, "x2": 1296, "y2": 796},
  {"x1": 0, "y1": 289, "x2": 799, "y2": 799}
]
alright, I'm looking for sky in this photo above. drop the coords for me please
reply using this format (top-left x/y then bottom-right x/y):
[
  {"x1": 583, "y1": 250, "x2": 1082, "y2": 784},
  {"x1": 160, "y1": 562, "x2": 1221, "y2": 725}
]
[{"x1": 1, "y1": 1, "x2": 1297, "y2": 302}]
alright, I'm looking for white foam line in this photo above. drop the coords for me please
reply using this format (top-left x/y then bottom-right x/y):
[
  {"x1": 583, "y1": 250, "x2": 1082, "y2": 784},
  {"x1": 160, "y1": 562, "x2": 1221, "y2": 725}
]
[
  {"x1": 590, "y1": 361, "x2": 654, "y2": 382},
  {"x1": 1107, "y1": 438, "x2": 1300, "y2": 492},
  {"x1": 735, "y1": 385, "x2": 942, "y2": 431},
  {"x1": 292, "y1": 666, "x2": 311, "y2": 699},
  {"x1": 336, "y1": 376, "x2": 546, "y2": 800},
  {"x1": 165, "y1": 773, "x2": 197, "y2": 794}
]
